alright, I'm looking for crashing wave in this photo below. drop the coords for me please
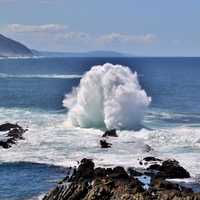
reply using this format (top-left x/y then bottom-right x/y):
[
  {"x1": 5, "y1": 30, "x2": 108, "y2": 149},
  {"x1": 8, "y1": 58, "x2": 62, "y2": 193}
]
[{"x1": 63, "y1": 63, "x2": 151, "y2": 130}]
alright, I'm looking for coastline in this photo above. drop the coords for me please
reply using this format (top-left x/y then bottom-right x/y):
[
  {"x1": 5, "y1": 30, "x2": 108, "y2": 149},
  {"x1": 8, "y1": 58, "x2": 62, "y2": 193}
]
[{"x1": 42, "y1": 157, "x2": 200, "y2": 200}]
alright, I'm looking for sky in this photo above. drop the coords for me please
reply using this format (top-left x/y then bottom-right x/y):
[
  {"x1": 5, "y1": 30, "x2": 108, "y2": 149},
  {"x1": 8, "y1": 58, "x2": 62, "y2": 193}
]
[{"x1": 0, "y1": 0, "x2": 200, "y2": 56}]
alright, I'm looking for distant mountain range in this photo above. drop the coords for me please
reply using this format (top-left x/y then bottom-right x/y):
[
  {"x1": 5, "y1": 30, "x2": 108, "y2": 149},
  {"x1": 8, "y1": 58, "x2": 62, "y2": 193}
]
[
  {"x1": 32, "y1": 50, "x2": 127, "y2": 57},
  {"x1": 0, "y1": 34, "x2": 128, "y2": 58}
]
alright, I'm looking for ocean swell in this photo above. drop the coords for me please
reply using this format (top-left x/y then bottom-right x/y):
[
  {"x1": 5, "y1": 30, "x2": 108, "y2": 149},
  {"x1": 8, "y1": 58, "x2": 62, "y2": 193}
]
[{"x1": 63, "y1": 63, "x2": 151, "y2": 130}]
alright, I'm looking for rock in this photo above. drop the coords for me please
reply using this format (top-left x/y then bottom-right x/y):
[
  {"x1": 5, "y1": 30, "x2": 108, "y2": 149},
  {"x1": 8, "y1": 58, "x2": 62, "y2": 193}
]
[
  {"x1": 143, "y1": 157, "x2": 162, "y2": 162},
  {"x1": 43, "y1": 159, "x2": 144, "y2": 200},
  {"x1": 128, "y1": 167, "x2": 143, "y2": 176},
  {"x1": 42, "y1": 158, "x2": 200, "y2": 200},
  {"x1": 0, "y1": 123, "x2": 27, "y2": 149},
  {"x1": 71, "y1": 158, "x2": 95, "y2": 182},
  {"x1": 143, "y1": 144, "x2": 154, "y2": 152},
  {"x1": 156, "y1": 159, "x2": 190, "y2": 179},
  {"x1": 108, "y1": 166, "x2": 129, "y2": 179},
  {"x1": 102, "y1": 129, "x2": 118, "y2": 137},
  {"x1": 0, "y1": 141, "x2": 11, "y2": 149},
  {"x1": 148, "y1": 164, "x2": 161, "y2": 171},
  {"x1": 0, "y1": 123, "x2": 21, "y2": 132},
  {"x1": 152, "y1": 178, "x2": 192, "y2": 192},
  {"x1": 94, "y1": 167, "x2": 107, "y2": 177},
  {"x1": 100, "y1": 140, "x2": 112, "y2": 148}
]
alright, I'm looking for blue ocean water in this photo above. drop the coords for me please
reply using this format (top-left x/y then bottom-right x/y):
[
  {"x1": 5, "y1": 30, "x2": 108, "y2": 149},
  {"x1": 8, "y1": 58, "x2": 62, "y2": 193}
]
[{"x1": 0, "y1": 57, "x2": 200, "y2": 199}]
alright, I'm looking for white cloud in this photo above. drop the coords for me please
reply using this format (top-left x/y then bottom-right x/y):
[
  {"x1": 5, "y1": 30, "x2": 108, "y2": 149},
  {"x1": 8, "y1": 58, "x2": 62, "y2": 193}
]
[
  {"x1": 4, "y1": 24, "x2": 68, "y2": 33},
  {"x1": 0, "y1": 24, "x2": 157, "y2": 51},
  {"x1": 97, "y1": 33, "x2": 157, "y2": 45}
]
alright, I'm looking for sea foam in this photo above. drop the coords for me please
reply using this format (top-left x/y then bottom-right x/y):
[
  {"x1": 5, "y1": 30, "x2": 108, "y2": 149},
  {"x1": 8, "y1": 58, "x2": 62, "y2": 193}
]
[{"x1": 63, "y1": 63, "x2": 151, "y2": 130}]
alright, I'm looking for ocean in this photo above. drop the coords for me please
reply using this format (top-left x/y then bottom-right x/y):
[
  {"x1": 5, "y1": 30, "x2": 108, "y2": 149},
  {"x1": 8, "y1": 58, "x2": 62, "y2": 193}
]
[{"x1": 0, "y1": 57, "x2": 200, "y2": 199}]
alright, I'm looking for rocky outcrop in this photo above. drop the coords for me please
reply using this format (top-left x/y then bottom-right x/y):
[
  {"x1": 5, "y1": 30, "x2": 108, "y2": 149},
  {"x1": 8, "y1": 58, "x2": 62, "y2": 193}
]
[
  {"x1": 102, "y1": 129, "x2": 118, "y2": 137},
  {"x1": 43, "y1": 158, "x2": 200, "y2": 200},
  {"x1": 0, "y1": 123, "x2": 27, "y2": 148},
  {"x1": 140, "y1": 157, "x2": 190, "y2": 179},
  {"x1": 0, "y1": 34, "x2": 33, "y2": 57}
]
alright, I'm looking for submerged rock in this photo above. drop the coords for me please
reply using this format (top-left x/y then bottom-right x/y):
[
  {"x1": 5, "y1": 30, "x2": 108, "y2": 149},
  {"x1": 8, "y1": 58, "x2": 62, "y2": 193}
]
[
  {"x1": 102, "y1": 129, "x2": 118, "y2": 137},
  {"x1": 0, "y1": 123, "x2": 27, "y2": 149},
  {"x1": 43, "y1": 158, "x2": 200, "y2": 200},
  {"x1": 0, "y1": 123, "x2": 22, "y2": 132},
  {"x1": 100, "y1": 140, "x2": 112, "y2": 148}
]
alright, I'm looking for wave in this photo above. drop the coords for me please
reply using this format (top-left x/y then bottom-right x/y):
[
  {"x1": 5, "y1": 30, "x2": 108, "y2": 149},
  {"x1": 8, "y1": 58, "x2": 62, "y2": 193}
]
[
  {"x1": 63, "y1": 63, "x2": 151, "y2": 130},
  {"x1": 1, "y1": 107, "x2": 200, "y2": 175},
  {"x1": 0, "y1": 73, "x2": 82, "y2": 79}
]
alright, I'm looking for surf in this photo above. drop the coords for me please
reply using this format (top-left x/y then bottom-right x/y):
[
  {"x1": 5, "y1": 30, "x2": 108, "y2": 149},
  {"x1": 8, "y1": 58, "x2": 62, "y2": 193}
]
[{"x1": 63, "y1": 63, "x2": 151, "y2": 130}]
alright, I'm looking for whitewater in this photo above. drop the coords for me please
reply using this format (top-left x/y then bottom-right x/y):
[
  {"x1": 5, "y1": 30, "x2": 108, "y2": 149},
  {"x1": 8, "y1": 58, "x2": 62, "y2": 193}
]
[
  {"x1": 63, "y1": 63, "x2": 151, "y2": 129},
  {"x1": 0, "y1": 61, "x2": 200, "y2": 177},
  {"x1": 2, "y1": 57, "x2": 200, "y2": 200}
]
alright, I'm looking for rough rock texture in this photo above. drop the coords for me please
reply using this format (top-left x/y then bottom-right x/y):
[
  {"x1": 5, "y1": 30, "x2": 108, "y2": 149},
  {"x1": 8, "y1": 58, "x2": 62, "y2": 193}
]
[
  {"x1": 0, "y1": 34, "x2": 33, "y2": 57},
  {"x1": 0, "y1": 123, "x2": 27, "y2": 148},
  {"x1": 145, "y1": 158, "x2": 190, "y2": 179},
  {"x1": 43, "y1": 158, "x2": 200, "y2": 200}
]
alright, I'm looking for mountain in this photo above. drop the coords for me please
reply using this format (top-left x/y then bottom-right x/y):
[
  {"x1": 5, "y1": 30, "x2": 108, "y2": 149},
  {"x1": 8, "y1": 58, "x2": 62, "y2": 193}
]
[
  {"x1": 0, "y1": 34, "x2": 33, "y2": 57},
  {"x1": 32, "y1": 50, "x2": 128, "y2": 57}
]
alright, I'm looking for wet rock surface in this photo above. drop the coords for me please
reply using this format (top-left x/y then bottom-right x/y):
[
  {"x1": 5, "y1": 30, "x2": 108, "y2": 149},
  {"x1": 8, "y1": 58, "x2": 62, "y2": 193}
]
[
  {"x1": 100, "y1": 140, "x2": 112, "y2": 148},
  {"x1": 0, "y1": 123, "x2": 27, "y2": 149},
  {"x1": 43, "y1": 158, "x2": 200, "y2": 200},
  {"x1": 102, "y1": 129, "x2": 118, "y2": 137}
]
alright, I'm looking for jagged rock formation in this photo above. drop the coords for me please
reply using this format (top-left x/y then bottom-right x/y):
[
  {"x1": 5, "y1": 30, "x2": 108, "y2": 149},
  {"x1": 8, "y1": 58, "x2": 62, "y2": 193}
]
[
  {"x1": 0, "y1": 123, "x2": 28, "y2": 148},
  {"x1": 43, "y1": 158, "x2": 200, "y2": 200}
]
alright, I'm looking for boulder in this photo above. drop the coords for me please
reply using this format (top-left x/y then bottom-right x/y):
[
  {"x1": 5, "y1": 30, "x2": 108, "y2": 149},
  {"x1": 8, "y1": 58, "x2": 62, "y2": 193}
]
[
  {"x1": 0, "y1": 123, "x2": 27, "y2": 149},
  {"x1": 102, "y1": 129, "x2": 118, "y2": 137},
  {"x1": 156, "y1": 159, "x2": 190, "y2": 179},
  {"x1": 100, "y1": 140, "x2": 112, "y2": 148},
  {"x1": 0, "y1": 123, "x2": 21, "y2": 132}
]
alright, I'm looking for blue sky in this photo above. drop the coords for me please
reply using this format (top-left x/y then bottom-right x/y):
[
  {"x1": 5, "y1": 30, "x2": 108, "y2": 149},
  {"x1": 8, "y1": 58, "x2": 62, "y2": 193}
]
[{"x1": 0, "y1": 0, "x2": 200, "y2": 56}]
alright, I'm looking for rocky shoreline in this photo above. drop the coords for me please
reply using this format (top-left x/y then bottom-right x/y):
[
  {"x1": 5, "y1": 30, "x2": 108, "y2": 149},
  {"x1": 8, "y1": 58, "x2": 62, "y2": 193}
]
[
  {"x1": 42, "y1": 157, "x2": 200, "y2": 200},
  {"x1": 41, "y1": 129, "x2": 200, "y2": 199},
  {"x1": 1, "y1": 125, "x2": 200, "y2": 199}
]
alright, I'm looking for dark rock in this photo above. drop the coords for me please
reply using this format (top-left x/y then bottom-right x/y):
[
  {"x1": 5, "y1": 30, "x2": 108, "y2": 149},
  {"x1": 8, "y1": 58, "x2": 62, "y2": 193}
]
[
  {"x1": 102, "y1": 129, "x2": 118, "y2": 137},
  {"x1": 42, "y1": 158, "x2": 200, "y2": 200},
  {"x1": 108, "y1": 166, "x2": 129, "y2": 179},
  {"x1": 0, "y1": 141, "x2": 11, "y2": 149},
  {"x1": 143, "y1": 157, "x2": 162, "y2": 162},
  {"x1": 148, "y1": 164, "x2": 161, "y2": 171},
  {"x1": 100, "y1": 140, "x2": 112, "y2": 148},
  {"x1": 152, "y1": 178, "x2": 193, "y2": 193},
  {"x1": 154, "y1": 159, "x2": 190, "y2": 179},
  {"x1": 0, "y1": 123, "x2": 27, "y2": 149},
  {"x1": 0, "y1": 123, "x2": 21, "y2": 132},
  {"x1": 43, "y1": 159, "x2": 144, "y2": 200},
  {"x1": 94, "y1": 167, "x2": 107, "y2": 177},
  {"x1": 143, "y1": 144, "x2": 154, "y2": 152},
  {"x1": 73, "y1": 158, "x2": 95, "y2": 181},
  {"x1": 128, "y1": 167, "x2": 143, "y2": 176}
]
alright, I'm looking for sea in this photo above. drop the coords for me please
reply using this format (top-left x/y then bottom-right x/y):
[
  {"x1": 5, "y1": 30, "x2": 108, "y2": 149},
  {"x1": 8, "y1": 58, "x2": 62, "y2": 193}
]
[{"x1": 0, "y1": 57, "x2": 200, "y2": 199}]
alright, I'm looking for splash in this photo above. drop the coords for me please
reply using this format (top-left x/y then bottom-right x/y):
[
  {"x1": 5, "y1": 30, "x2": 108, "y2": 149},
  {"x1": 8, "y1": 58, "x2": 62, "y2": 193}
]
[{"x1": 63, "y1": 63, "x2": 151, "y2": 130}]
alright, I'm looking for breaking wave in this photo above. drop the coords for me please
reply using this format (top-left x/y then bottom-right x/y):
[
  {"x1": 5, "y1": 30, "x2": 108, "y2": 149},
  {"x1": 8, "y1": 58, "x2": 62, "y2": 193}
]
[
  {"x1": 0, "y1": 73, "x2": 82, "y2": 79},
  {"x1": 63, "y1": 63, "x2": 151, "y2": 130}
]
